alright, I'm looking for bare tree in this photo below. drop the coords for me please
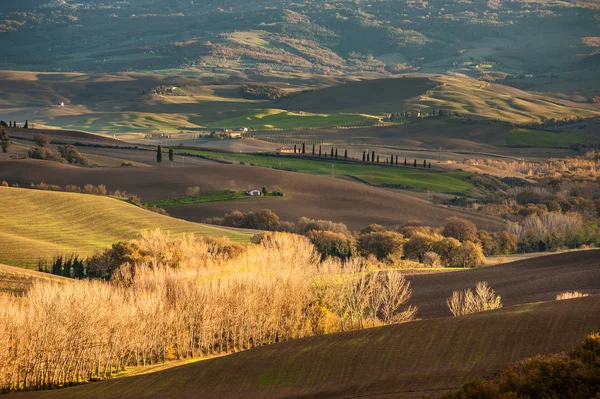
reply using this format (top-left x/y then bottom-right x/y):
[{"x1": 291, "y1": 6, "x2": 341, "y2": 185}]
[{"x1": 447, "y1": 282, "x2": 502, "y2": 316}]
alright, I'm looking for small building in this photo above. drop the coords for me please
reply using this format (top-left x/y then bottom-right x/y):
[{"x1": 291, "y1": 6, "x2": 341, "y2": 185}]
[
  {"x1": 245, "y1": 189, "x2": 262, "y2": 196},
  {"x1": 278, "y1": 147, "x2": 295, "y2": 154}
]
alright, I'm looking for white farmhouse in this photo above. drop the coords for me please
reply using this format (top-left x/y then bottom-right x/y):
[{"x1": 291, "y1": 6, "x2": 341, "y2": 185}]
[{"x1": 245, "y1": 189, "x2": 263, "y2": 196}]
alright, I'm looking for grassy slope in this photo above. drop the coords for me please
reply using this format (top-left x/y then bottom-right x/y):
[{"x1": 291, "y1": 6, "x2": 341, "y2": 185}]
[
  {"x1": 175, "y1": 149, "x2": 473, "y2": 194},
  {"x1": 507, "y1": 127, "x2": 587, "y2": 148},
  {"x1": 0, "y1": 263, "x2": 69, "y2": 294},
  {"x1": 0, "y1": 187, "x2": 251, "y2": 268},
  {"x1": 205, "y1": 108, "x2": 378, "y2": 130},
  {"x1": 11, "y1": 295, "x2": 600, "y2": 399},
  {"x1": 410, "y1": 75, "x2": 598, "y2": 124}
]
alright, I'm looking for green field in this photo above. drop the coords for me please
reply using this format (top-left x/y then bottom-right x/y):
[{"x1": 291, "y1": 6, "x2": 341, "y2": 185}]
[
  {"x1": 0, "y1": 187, "x2": 251, "y2": 268},
  {"x1": 174, "y1": 149, "x2": 473, "y2": 193},
  {"x1": 48, "y1": 112, "x2": 202, "y2": 135},
  {"x1": 507, "y1": 127, "x2": 587, "y2": 148},
  {"x1": 205, "y1": 108, "x2": 379, "y2": 130},
  {"x1": 144, "y1": 190, "x2": 276, "y2": 208}
]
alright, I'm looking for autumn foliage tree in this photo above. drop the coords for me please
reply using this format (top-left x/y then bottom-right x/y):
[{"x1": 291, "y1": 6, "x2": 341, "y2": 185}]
[{"x1": 442, "y1": 217, "x2": 478, "y2": 243}]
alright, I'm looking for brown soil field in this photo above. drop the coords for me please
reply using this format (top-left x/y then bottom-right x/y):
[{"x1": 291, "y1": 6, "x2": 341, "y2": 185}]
[
  {"x1": 75, "y1": 146, "x2": 216, "y2": 167},
  {"x1": 6, "y1": 127, "x2": 122, "y2": 146},
  {"x1": 9, "y1": 295, "x2": 600, "y2": 399},
  {"x1": 253, "y1": 119, "x2": 574, "y2": 160},
  {"x1": 131, "y1": 137, "x2": 282, "y2": 153},
  {"x1": 278, "y1": 76, "x2": 438, "y2": 113},
  {"x1": 407, "y1": 250, "x2": 600, "y2": 319},
  {"x1": 0, "y1": 160, "x2": 505, "y2": 230}
]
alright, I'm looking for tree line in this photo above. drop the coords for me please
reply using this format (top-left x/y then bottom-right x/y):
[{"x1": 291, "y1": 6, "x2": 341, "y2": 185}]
[{"x1": 0, "y1": 231, "x2": 417, "y2": 392}]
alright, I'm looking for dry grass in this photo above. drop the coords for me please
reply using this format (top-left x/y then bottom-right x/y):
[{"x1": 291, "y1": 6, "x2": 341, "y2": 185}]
[
  {"x1": 0, "y1": 231, "x2": 416, "y2": 392},
  {"x1": 556, "y1": 291, "x2": 590, "y2": 300},
  {"x1": 8, "y1": 295, "x2": 600, "y2": 399}
]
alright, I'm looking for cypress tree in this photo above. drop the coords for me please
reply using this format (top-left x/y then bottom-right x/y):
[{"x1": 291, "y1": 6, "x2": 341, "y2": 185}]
[
  {"x1": 294, "y1": 144, "x2": 297, "y2": 153},
  {"x1": 319, "y1": 145, "x2": 322, "y2": 157},
  {"x1": 157, "y1": 145, "x2": 162, "y2": 163},
  {"x1": 413, "y1": 159, "x2": 417, "y2": 167},
  {"x1": 0, "y1": 127, "x2": 10, "y2": 153},
  {"x1": 331, "y1": 147, "x2": 334, "y2": 157},
  {"x1": 24, "y1": 120, "x2": 28, "y2": 129},
  {"x1": 428, "y1": 162, "x2": 431, "y2": 168},
  {"x1": 168, "y1": 148, "x2": 174, "y2": 163},
  {"x1": 362, "y1": 151, "x2": 366, "y2": 162},
  {"x1": 344, "y1": 149, "x2": 348, "y2": 159},
  {"x1": 335, "y1": 148, "x2": 338, "y2": 158},
  {"x1": 377, "y1": 155, "x2": 380, "y2": 163},
  {"x1": 371, "y1": 151, "x2": 375, "y2": 163},
  {"x1": 312, "y1": 144, "x2": 315, "y2": 155},
  {"x1": 423, "y1": 159, "x2": 427, "y2": 168},
  {"x1": 404, "y1": 157, "x2": 407, "y2": 167},
  {"x1": 302, "y1": 142, "x2": 306, "y2": 154},
  {"x1": 367, "y1": 152, "x2": 370, "y2": 162},
  {"x1": 395, "y1": 155, "x2": 398, "y2": 166},
  {"x1": 52, "y1": 256, "x2": 62, "y2": 276},
  {"x1": 73, "y1": 258, "x2": 85, "y2": 279}
]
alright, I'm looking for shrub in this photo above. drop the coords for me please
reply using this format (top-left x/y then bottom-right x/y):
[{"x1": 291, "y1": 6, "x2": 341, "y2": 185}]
[
  {"x1": 452, "y1": 241, "x2": 486, "y2": 268},
  {"x1": 443, "y1": 333, "x2": 600, "y2": 398},
  {"x1": 221, "y1": 209, "x2": 280, "y2": 230},
  {"x1": 433, "y1": 237, "x2": 462, "y2": 267},
  {"x1": 403, "y1": 232, "x2": 440, "y2": 262},
  {"x1": 358, "y1": 231, "x2": 405, "y2": 262},
  {"x1": 32, "y1": 134, "x2": 51, "y2": 147},
  {"x1": 360, "y1": 223, "x2": 386, "y2": 235},
  {"x1": 296, "y1": 217, "x2": 350, "y2": 235},
  {"x1": 27, "y1": 147, "x2": 64, "y2": 162},
  {"x1": 57, "y1": 145, "x2": 89, "y2": 166},
  {"x1": 447, "y1": 282, "x2": 502, "y2": 316},
  {"x1": 185, "y1": 186, "x2": 201, "y2": 197},
  {"x1": 64, "y1": 184, "x2": 82, "y2": 193},
  {"x1": 307, "y1": 230, "x2": 356, "y2": 260},
  {"x1": 422, "y1": 251, "x2": 442, "y2": 268},
  {"x1": 83, "y1": 184, "x2": 107, "y2": 196},
  {"x1": 30, "y1": 182, "x2": 62, "y2": 191},
  {"x1": 556, "y1": 291, "x2": 589, "y2": 300}
]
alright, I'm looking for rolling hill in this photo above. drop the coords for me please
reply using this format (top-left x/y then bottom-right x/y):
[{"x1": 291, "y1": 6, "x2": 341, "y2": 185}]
[
  {"x1": 407, "y1": 250, "x2": 600, "y2": 319},
  {"x1": 8, "y1": 295, "x2": 600, "y2": 399},
  {"x1": 0, "y1": 160, "x2": 506, "y2": 231},
  {"x1": 0, "y1": 187, "x2": 251, "y2": 268},
  {"x1": 278, "y1": 76, "x2": 438, "y2": 114}
]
